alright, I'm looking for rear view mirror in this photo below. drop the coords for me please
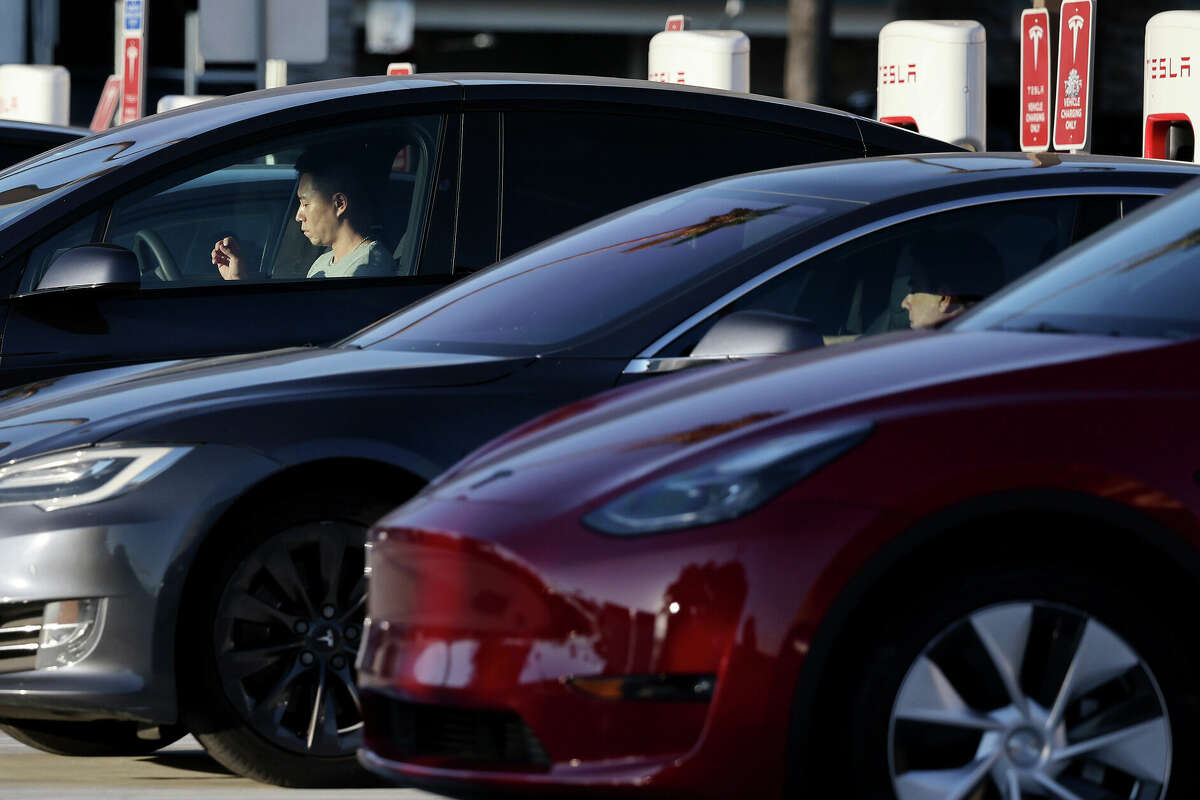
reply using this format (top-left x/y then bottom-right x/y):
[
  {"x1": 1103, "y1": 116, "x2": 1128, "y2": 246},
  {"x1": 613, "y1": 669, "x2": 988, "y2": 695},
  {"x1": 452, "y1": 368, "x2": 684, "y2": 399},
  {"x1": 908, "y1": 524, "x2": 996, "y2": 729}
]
[
  {"x1": 35, "y1": 244, "x2": 141, "y2": 292},
  {"x1": 691, "y1": 310, "x2": 823, "y2": 358}
]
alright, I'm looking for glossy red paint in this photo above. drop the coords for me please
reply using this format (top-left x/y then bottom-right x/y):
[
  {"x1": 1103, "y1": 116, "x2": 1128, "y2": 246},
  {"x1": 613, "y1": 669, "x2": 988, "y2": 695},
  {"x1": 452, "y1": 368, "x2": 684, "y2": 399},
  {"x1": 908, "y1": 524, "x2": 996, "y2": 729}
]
[{"x1": 359, "y1": 330, "x2": 1200, "y2": 797}]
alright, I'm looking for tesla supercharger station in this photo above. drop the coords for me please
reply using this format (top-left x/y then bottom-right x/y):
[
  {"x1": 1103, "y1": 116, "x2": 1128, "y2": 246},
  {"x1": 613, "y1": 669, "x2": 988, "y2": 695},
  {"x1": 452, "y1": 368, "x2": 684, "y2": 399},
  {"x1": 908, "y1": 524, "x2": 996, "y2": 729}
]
[
  {"x1": 1143, "y1": 10, "x2": 1199, "y2": 163},
  {"x1": 877, "y1": 20, "x2": 986, "y2": 151},
  {"x1": 0, "y1": 64, "x2": 70, "y2": 126},
  {"x1": 648, "y1": 19, "x2": 749, "y2": 92}
]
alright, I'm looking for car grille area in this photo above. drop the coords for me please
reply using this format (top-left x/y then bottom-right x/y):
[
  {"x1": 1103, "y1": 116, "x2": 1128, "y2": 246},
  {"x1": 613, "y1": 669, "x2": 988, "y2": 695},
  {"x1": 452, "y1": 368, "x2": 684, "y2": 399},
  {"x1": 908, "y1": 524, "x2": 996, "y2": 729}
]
[
  {"x1": 363, "y1": 691, "x2": 551, "y2": 770},
  {"x1": 0, "y1": 602, "x2": 43, "y2": 675}
]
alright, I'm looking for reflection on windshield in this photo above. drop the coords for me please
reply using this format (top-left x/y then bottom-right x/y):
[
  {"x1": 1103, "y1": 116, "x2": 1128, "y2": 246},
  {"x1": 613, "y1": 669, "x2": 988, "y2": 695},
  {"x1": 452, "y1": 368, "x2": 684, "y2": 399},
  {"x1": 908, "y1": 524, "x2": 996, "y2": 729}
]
[
  {"x1": 623, "y1": 206, "x2": 788, "y2": 252},
  {"x1": 354, "y1": 186, "x2": 843, "y2": 358},
  {"x1": 0, "y1": 165, "x2": 121, "y2": 208},
  {"x1": 0, "y1": 140, "x2": 144, "y2": 224},
  {"x1": 954, "y1": 183, "x2": 1200, "y2": 341}
]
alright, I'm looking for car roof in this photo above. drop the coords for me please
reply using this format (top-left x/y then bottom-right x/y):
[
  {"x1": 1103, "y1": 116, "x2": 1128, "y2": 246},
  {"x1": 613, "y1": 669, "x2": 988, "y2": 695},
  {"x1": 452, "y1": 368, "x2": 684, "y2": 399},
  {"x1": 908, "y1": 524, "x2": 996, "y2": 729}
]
[
  {"x1": 731, "y1": 151, "x2": 1200, "y2": 207},
  {"x1": 32, "y1": 72, "x2": 951, "y2": 169},
  {"x1": 0, "y1": 119, "x2": 88, "y2": 138}
]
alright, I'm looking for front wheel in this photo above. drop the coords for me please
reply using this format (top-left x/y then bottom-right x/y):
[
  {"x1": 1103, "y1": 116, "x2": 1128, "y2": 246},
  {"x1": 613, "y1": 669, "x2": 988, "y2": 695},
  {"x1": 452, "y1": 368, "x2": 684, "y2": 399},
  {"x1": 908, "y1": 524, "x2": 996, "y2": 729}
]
[
  {"x1": 831, "y1": 566, "x2": 1198, "y2": 800},
  {"x1": 0, "y1": 719, "x2": 184, "y2": 756},
  {"x1": 180, "y1": 491, "x2": 399, "y2": 787}
]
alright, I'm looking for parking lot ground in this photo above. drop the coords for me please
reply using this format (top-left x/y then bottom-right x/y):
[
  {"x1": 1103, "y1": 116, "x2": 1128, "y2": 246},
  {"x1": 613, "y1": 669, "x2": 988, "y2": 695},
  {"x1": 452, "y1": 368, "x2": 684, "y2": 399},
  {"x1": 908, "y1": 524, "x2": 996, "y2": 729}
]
[{"x1": 0, "y1": 731, "x2": 447, "y2": 799}]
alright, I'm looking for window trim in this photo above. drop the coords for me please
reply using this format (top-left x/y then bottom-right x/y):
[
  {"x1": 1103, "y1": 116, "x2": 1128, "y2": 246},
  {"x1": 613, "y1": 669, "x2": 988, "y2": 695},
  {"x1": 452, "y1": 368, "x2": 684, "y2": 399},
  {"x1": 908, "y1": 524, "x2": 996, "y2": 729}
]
[{"x1": 622, "y1": 186, "x2": 1169, "y2": 375}]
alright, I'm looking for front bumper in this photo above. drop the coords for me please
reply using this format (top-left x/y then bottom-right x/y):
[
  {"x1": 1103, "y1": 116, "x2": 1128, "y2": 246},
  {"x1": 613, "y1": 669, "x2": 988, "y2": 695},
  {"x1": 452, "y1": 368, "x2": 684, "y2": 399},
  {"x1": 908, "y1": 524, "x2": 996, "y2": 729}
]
[
  {"x1": 0, "y1": 443, "x2": 279, "y2": 723},
  {"x1": 358, "y1": 494, "x2": 889, "y2": 798}
]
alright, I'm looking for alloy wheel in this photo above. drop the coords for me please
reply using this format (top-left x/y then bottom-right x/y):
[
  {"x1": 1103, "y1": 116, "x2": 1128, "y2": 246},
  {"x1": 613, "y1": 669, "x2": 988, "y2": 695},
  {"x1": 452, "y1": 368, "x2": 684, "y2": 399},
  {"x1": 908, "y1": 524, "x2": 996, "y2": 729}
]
[
  {"x1": 212, "y1": 521, "x2": 366, "y2": 757},
  {"x1": 889, "y1": 601, "x2": 1171, "y2": 800}
]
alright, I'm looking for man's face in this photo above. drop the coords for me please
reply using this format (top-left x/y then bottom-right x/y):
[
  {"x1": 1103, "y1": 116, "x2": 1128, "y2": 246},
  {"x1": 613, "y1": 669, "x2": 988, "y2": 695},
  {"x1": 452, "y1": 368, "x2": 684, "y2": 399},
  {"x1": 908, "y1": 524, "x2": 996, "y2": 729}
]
[
  {"x1": 901, "y1": 291, "x2": 952, "y2": 328},
  {"x1": 295, "y1": 173, "x2": 340, "y2": 246}
]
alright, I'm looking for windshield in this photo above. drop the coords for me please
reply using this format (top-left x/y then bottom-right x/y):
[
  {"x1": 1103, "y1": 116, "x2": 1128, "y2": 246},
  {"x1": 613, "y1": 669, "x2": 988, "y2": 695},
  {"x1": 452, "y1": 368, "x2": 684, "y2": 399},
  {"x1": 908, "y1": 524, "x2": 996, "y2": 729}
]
[
  {"x1": 954, "y1": 179, "x2": 1200, "y2": 341},
  {"x1": 0, "y1": 137, "x2": 135, "y2": 227},
  {"x1": 351, "y1": 175, "x2": 854, "y2": 356}
]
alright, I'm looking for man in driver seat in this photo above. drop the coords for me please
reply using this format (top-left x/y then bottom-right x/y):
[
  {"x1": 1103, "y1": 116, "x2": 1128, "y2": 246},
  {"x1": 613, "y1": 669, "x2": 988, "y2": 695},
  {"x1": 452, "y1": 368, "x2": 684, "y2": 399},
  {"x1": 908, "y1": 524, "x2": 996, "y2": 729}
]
[
  {"x1": 900, "y1": 231, "x2": 1006, "y2": 328},
  {"x1": 211, "y1": 147, "x2": 392, "y2": 280}
]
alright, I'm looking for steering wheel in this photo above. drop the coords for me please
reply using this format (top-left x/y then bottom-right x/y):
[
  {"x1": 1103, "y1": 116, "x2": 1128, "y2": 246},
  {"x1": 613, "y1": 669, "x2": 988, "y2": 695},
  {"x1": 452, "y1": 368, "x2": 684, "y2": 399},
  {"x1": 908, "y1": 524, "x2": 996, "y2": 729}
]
[{"x1": 132, "y1": 229, "x2": 182, "y2": 282}]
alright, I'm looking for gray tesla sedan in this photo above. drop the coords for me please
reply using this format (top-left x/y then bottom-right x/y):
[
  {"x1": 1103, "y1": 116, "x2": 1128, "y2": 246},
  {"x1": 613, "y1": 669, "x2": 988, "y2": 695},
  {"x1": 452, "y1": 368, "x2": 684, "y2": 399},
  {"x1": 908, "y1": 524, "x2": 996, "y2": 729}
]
[{"x1": 0, "y1": 152, "x2": 1196, "y2": 787}]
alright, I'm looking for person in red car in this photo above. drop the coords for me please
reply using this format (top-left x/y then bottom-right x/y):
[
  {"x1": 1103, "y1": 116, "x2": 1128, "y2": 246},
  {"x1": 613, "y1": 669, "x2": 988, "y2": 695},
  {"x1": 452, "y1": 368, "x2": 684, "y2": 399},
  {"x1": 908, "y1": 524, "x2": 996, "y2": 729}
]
[{"x1": 901, "y1": 230, "x2": 1005, "y2": 327}]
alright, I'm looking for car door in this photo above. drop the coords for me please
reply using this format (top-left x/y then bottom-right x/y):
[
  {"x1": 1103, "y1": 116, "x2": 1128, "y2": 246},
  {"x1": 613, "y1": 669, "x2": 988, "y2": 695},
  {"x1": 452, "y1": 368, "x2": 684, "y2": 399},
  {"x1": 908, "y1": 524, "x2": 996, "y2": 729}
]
[
  {"x1": 0, "y1": 113, "x2": 461, "y2": 387},
  {"x1": 619, "y1": 191, "x2": 1163, "y2": 382}
]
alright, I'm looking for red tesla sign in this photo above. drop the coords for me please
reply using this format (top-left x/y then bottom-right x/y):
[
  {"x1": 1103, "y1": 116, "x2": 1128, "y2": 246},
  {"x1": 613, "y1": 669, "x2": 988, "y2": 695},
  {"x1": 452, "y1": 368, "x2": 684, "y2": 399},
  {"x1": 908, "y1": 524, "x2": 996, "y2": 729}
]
[
  {"x1": 1053, "y1": 0, "x2": 1094, "y2": 151},
  {"x1": 90, "y1": 74, "x2": 121, "y2": 132},
  {"x1": 120, "y1": 35, "x2": 142, "y2": 124},
  {"x1": 1020, "y1": 8, "x2": 1051, "y2": 152}
]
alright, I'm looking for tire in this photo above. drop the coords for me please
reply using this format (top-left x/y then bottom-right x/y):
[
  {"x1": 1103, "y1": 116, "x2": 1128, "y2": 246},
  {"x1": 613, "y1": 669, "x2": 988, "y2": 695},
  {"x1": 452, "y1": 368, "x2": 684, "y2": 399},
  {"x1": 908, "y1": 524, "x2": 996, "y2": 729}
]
[
  {"x1": 0, "y1": 719, "x2": 185, "y2": 757},
  {"x1": 179, "y1": 489, "x2": 400, "y2": 787},
  {"x1": 825, "y1": 565, "x2": 1199, "y2": 800}
]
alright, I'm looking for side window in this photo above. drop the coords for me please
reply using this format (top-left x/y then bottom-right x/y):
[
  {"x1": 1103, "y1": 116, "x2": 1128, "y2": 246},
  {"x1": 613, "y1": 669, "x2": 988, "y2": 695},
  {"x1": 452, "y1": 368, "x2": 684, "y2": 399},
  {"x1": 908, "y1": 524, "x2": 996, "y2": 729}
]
[
  {"x1": 659, "y1": 196, "x2": 1086, "y2": 356},
  {"x1": 499, "y1": 110, "x2": 859, "y2": 257},
  {"x1": 1073, "y1": 194, "x2": 1162, "y2": 243},
  {"x1": 35, "y1": 115, "x2": 444, "y2": 291}
]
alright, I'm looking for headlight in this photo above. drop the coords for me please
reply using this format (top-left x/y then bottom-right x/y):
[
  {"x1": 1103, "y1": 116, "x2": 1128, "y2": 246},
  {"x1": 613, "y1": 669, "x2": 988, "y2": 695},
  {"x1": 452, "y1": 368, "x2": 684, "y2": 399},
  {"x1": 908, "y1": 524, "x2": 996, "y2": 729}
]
[
  {"x1": 583, "y1": 423, "x2": 872, "y2": 535},
  {"x1": 0, "y1": 446, "x2": 192, "y2": 511}
]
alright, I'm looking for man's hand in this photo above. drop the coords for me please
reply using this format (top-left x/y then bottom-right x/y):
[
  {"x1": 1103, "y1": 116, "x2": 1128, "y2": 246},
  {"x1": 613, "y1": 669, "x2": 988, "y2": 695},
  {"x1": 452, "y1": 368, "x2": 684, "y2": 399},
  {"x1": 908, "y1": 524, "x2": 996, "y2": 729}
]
[{"x1": 211, "y1": 236, "x2": 245, "y2": 280}]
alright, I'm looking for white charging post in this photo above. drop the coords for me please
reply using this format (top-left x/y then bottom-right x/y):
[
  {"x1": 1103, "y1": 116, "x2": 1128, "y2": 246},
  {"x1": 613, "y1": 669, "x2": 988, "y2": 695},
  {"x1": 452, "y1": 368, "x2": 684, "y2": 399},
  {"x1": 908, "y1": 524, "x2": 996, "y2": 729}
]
[
  {"x1": 876, "y1": 20, "x2": 986, "y2": 151},
  {"x1": 0, "y1": 64, "x2": 70, "y2": 125},
  {"x1": 1143, "y1": 10, "x2": 1199, "y2": 163},
  {"x1": 648, "y1": 15, "x2": 749, "y2": 92}
]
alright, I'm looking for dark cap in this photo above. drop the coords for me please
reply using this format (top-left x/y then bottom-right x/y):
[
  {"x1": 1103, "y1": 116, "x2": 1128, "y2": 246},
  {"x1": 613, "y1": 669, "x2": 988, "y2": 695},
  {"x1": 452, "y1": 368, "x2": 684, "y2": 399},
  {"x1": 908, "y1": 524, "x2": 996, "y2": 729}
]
[{"x1": 906, "y1": 230, "x2": 1006, "y2": 300}]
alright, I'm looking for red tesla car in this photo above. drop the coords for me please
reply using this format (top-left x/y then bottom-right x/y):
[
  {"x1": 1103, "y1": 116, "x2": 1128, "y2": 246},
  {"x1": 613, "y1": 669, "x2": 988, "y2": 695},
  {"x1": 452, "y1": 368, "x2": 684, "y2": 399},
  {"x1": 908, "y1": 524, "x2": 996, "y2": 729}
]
[{"x1": 357, "y1": 181, "x2": 1200, "y2": 799}]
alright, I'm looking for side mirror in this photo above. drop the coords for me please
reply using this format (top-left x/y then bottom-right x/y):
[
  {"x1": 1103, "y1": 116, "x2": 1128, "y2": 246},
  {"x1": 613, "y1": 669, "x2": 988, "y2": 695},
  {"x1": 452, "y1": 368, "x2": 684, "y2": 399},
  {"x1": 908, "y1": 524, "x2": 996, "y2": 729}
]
[
  {"x1": 622, "y1": 310, "x2": 824, "y2": 378},
  {"x1": 35, "y1": 243, "x2": 141, "y2": 292},
  {"x1": 691, "y1": 310, "x2": 823, "y2": 358}
]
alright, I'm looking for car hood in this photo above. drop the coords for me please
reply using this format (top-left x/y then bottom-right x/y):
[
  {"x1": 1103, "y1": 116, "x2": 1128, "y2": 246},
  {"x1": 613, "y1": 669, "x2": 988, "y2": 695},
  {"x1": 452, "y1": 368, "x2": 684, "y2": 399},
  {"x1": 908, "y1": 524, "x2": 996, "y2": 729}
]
[
  {"x1": 418, "y1": 329, "x2": 1173, "y2": 512},
  {"x1": 0, "y1": 346, "x2": 525, "y2": 461}
]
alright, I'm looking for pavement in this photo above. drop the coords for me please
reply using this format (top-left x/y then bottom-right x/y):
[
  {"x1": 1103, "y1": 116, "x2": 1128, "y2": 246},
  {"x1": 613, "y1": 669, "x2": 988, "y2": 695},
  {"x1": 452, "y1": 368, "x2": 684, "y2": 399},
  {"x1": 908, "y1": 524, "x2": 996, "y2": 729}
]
[{"x1": 0, "y1": 731, "x2": 445, "y2": 799}]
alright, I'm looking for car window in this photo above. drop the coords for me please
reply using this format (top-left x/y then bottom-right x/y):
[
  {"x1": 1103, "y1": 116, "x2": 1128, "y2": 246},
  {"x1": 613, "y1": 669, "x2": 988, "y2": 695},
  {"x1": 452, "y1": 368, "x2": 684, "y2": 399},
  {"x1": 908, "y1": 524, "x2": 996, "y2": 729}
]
[
  {"x1": 19, "y1": 116, "x2": 443, "y2": 293},
  {"x1": 499, "y1": 110, "x2": 861, "y2": 258},
  {"x1": 955, "y1": 182, "x2": 1200, "y2": 341},
  {"x1": 658, "y1": 196, "x2": 1093, "y2": 355}
]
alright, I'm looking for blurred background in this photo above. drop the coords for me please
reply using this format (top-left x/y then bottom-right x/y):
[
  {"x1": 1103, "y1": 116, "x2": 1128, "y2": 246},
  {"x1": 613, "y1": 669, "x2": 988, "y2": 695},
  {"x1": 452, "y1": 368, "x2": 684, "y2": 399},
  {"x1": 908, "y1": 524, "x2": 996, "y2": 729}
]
[{"x1": 2, "y1": 0, "x2": 1193, "y2": 155}]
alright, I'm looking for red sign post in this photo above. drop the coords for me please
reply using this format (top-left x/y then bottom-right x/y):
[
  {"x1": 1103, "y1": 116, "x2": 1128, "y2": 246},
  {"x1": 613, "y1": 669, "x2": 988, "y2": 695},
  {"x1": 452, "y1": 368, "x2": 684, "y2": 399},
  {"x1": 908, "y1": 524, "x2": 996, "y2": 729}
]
[
  {"x1": 1020, "y1": 8, "x2": 1052, "y2": 152},
  {"x1": 91, "y1": 74, "x2": 122, "y2": 132},
  {"x1": 1053, "y1": 0, "x2": 1094, "y2": 152},
  {"x1": 119, "y1": 0, "x2": 146, "y2": 124},
  {"x1": 120, "y1": 36, "x2": 143, "y2": 123}
]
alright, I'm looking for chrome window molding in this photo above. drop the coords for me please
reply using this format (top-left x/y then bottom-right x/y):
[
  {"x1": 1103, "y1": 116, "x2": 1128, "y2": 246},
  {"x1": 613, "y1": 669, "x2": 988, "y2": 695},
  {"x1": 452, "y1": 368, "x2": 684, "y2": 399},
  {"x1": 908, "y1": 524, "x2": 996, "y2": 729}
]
[
  {"x1": 623, "y1": 355, "x2": 746, "y2": 375},
  {"x1": 622, "y1": 185, "x2": 1169, "y2": 375}
]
